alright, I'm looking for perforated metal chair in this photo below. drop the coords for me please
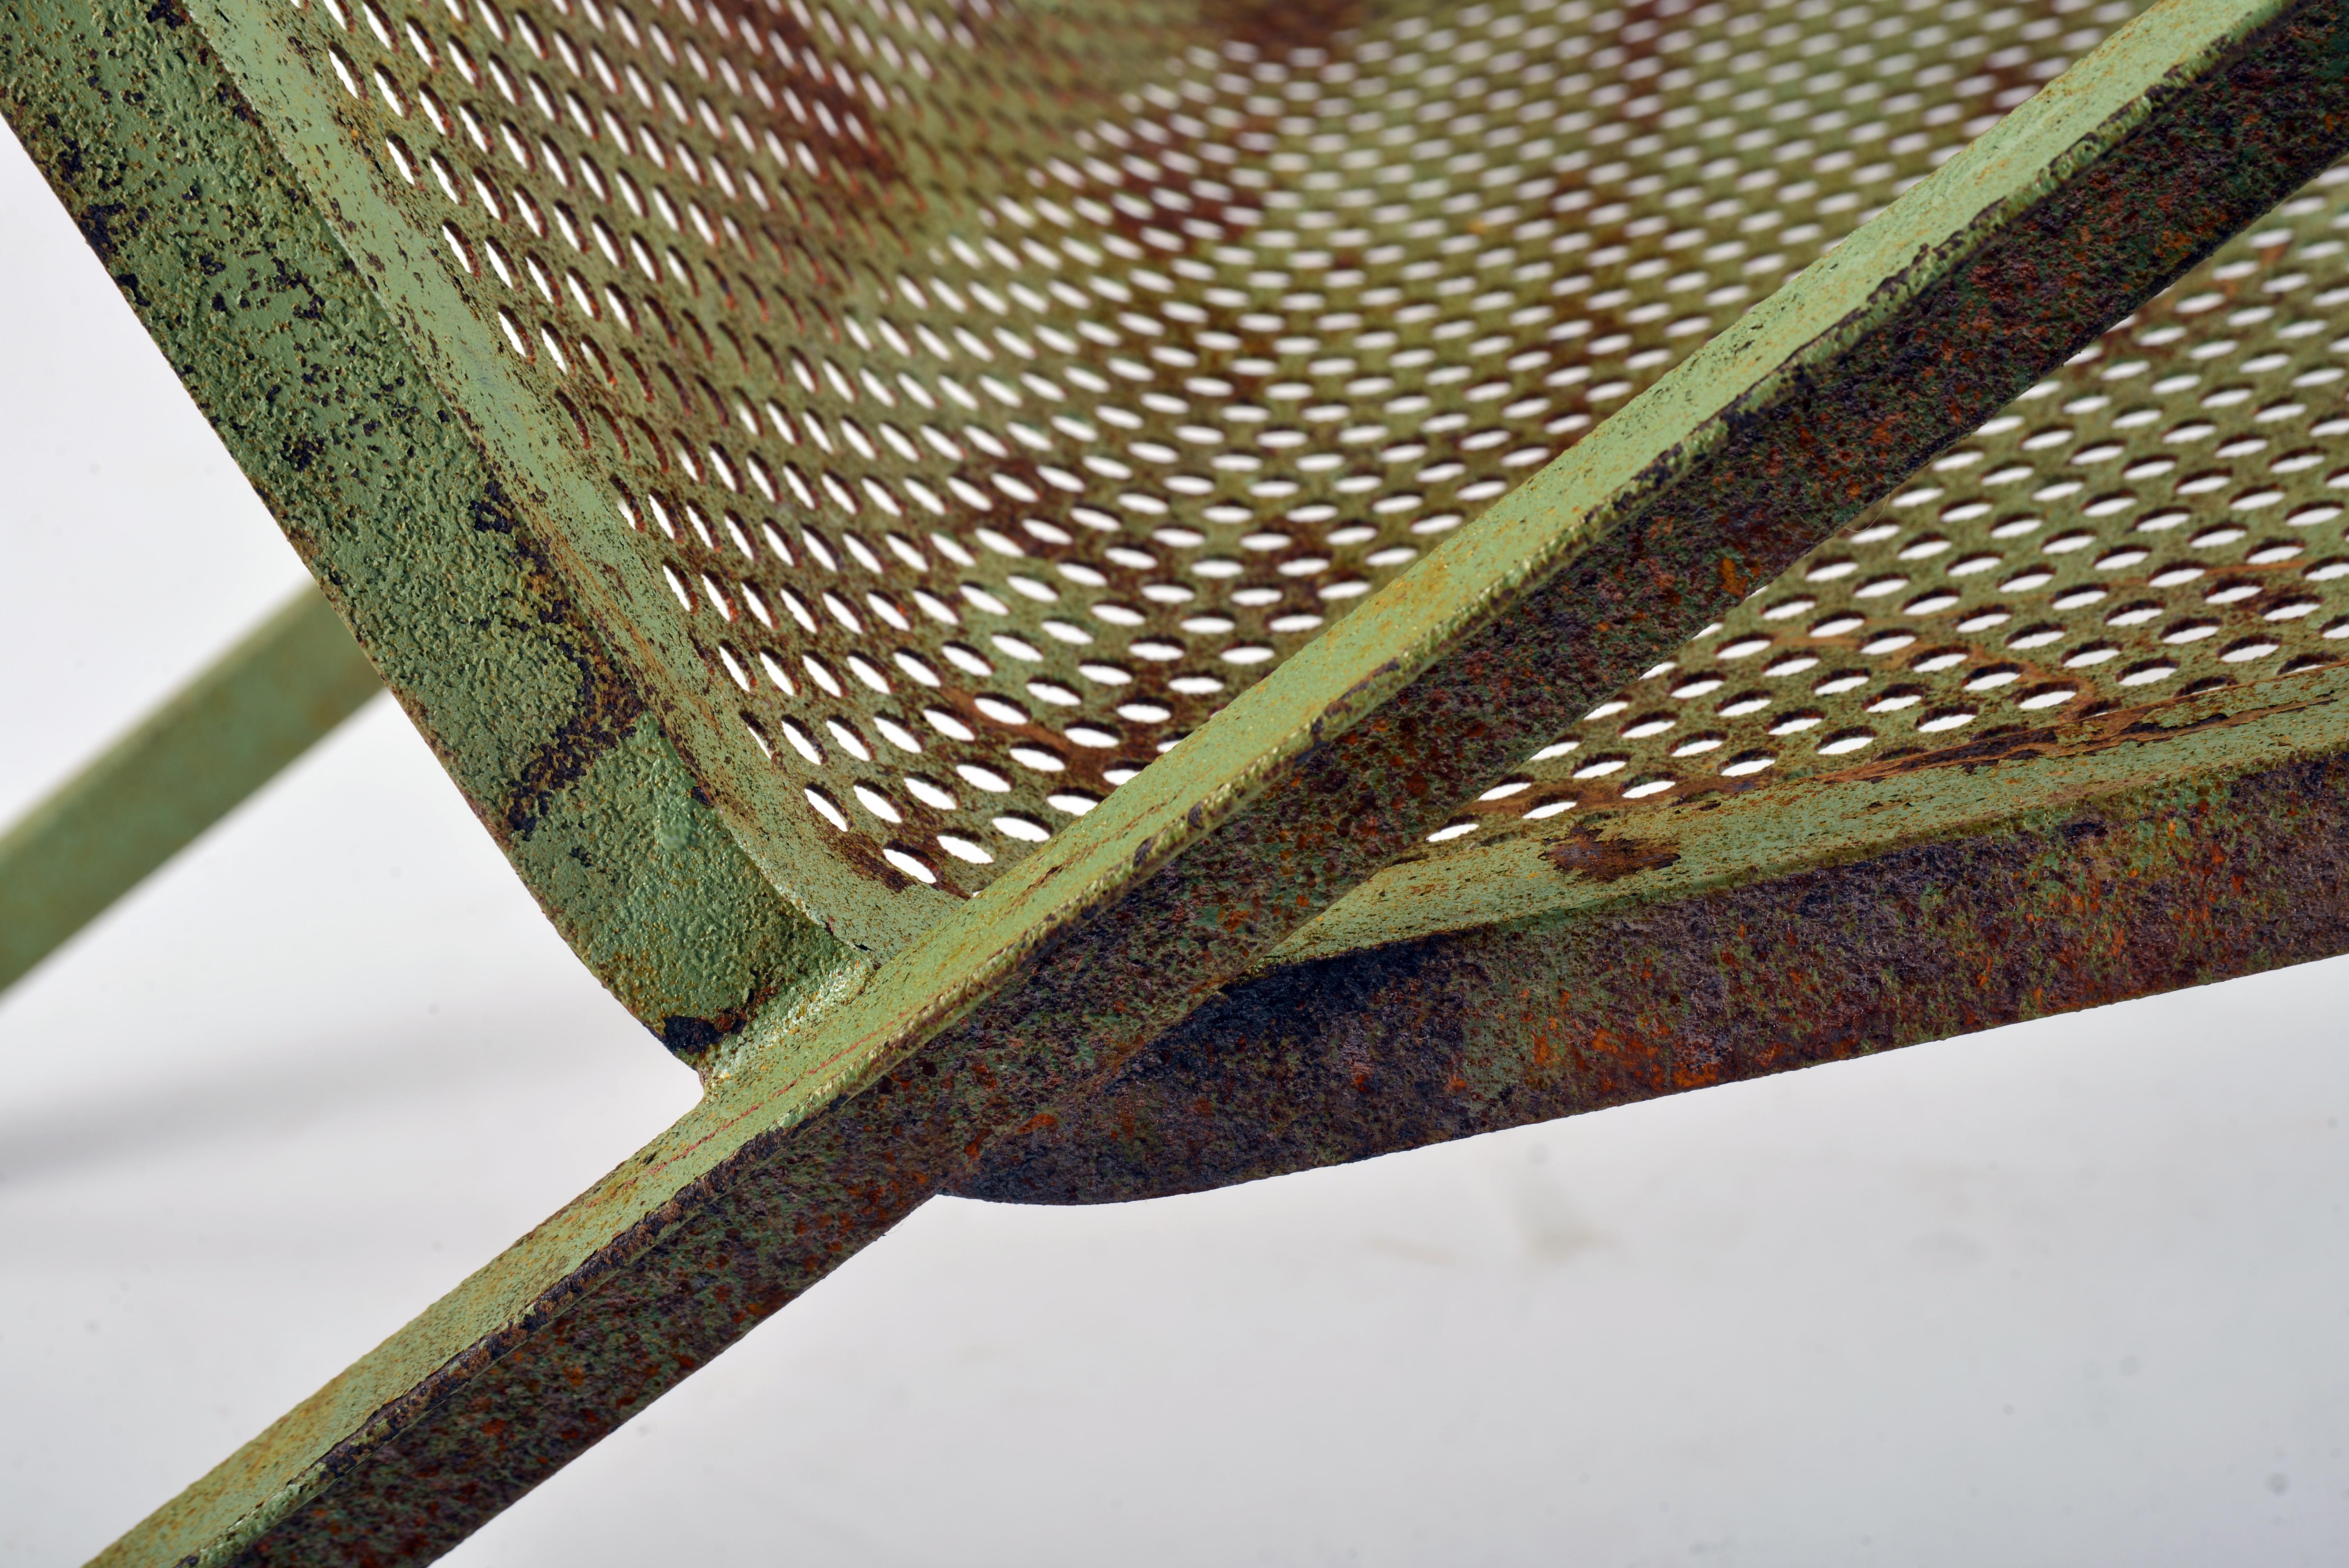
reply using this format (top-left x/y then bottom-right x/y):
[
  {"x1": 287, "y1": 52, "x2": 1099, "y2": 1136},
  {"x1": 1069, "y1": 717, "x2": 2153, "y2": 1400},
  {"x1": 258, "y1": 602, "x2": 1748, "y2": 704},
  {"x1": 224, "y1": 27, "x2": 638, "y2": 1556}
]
[{"x1": 7, "y1": 0, "x2": 2349, "y2": 1558}]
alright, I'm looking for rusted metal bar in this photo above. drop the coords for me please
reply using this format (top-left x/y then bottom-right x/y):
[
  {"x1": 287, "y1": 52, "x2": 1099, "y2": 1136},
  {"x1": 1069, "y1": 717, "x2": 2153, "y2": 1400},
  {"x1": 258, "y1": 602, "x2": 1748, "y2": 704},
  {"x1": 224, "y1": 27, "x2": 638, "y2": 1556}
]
[
  {"x1": 958, "y1": 661, "x2": 2349, "y2": 1203},
  {"x1": 0, "y1": 586, "x2": 380, "y2": 996},
  {"x1": 73, "y1": 2, "x2": 2349, "y2": 1562}
]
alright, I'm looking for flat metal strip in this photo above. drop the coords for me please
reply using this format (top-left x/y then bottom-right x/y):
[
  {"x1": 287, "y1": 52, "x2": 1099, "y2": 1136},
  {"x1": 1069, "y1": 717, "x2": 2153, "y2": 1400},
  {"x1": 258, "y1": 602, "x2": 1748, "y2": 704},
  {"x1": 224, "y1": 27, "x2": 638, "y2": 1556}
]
[
  {"x1": 90, "y1": 5, "x2": 2349, "y2": 1562},
  {"x1": 1268, "y1": 657, "x2": 2349, "y2": 966},
  {"x1": 0, "y1": 587, "x2": 380, "y2": 996}
]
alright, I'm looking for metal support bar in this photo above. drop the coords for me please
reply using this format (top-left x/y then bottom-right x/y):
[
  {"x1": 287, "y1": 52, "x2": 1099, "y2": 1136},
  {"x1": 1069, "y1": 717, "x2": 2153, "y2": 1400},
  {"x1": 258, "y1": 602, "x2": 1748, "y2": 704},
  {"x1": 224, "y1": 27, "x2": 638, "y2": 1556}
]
[
  {"x1": 84, "y1": 4, "x2": 2349, "y2": 1562},
  {"x1": 960, "y1": 664, "x2": 2349, "y2": 1203},
  {"x1": 0, "y1": 587, "x2": 380, "y2": 996}
]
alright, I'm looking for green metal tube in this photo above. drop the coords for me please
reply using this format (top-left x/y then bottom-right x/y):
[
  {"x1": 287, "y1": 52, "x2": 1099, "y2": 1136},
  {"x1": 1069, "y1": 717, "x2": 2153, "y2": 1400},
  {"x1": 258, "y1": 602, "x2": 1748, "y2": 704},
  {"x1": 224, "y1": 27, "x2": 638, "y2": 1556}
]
[{"x1": 0, "y1": 587, "x2": 381, "y2": 996}]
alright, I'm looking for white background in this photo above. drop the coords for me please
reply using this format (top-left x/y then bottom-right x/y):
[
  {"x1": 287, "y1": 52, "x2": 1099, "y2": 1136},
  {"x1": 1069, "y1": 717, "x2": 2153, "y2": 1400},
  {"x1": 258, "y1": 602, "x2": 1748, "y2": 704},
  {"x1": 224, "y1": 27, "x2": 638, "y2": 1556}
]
[{"x1": 7, "y1": 120, "x2": 2349, "y2": 1567}]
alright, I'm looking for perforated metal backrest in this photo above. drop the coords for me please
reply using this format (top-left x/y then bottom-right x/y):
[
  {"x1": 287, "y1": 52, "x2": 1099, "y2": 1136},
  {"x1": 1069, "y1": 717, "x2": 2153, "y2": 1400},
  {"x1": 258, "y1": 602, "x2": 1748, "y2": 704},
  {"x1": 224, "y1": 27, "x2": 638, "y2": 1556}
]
[{"x1": 1458, "y1": 200, "x2": 2349, "y2": 834}]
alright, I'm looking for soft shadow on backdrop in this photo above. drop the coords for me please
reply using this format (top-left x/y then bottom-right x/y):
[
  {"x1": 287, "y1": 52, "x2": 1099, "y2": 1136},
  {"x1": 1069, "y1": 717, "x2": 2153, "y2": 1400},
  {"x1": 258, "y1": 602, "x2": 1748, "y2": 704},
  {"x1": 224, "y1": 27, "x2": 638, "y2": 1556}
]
[{"x1": 4, "y1": 119, "x2": 2349, "y2": 1568}]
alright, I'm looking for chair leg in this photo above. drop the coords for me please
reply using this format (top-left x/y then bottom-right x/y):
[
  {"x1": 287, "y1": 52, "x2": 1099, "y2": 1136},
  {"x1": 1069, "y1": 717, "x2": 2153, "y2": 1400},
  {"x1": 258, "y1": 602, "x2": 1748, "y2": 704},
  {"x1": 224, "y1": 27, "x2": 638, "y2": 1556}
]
[{"x1": 0, "y1": 585, "x2": 380, "y2": 996}]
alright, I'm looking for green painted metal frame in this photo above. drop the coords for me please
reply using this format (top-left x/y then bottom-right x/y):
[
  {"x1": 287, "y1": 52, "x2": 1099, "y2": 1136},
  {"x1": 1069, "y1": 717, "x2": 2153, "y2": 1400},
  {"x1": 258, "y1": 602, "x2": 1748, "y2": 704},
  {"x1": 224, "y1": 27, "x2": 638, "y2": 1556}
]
[
  {"x1": 0, "y1": 586, "x2": 381, "y2": 993},
  {"x1": 6, "y1": 0, "x2": 2349, "y2": 1561},
  {"x1": 1, "y1": 0, "x2": 866, "y2": 1053}
]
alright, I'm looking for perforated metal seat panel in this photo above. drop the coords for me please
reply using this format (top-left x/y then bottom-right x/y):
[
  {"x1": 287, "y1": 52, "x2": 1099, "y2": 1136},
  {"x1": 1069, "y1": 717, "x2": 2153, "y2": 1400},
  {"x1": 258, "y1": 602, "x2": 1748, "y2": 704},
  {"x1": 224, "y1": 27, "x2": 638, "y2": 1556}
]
[
  {"x1": 187, "y1": 0, "x2": 2321, "y2": 973},
  {"x1": 1466, "y1": 204, "x2": 2349, "y2": 822}
]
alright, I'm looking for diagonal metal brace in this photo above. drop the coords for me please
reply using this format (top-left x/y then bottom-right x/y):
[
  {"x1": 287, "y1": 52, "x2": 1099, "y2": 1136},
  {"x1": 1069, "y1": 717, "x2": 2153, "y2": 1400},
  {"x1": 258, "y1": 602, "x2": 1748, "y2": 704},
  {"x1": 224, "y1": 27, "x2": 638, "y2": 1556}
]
[{"x1": 0, "y1": 586, "x2": 379, "y2": 996}]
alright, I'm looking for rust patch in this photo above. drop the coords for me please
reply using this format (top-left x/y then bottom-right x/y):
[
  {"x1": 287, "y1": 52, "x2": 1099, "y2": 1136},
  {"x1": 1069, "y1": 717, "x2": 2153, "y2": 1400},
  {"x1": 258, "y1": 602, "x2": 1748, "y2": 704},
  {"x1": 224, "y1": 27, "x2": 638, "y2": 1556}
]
[
  {"x1": 1827, "y1": 684, "x2": 2333, "y2": 790},
  {"x1": 500, "y1": 633, "x2": 651, "y2": 841},
  {"x1": 962, "y1": 750, "x2": 2349, "y2": 1207},
  {"x1": 1198, "y1": 0, "x2": 1366, "y2": 66},
  {"x1": 1543, "y1": 829, "x2": 1682, "y2": 882}
]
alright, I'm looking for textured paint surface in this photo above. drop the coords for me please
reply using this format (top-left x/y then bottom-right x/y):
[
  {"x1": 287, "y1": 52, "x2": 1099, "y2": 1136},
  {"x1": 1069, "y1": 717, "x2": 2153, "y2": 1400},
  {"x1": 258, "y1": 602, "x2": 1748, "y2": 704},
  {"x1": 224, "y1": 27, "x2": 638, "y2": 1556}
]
[
  {"x1": 0, "y1": 587, "x2": 380, "y2": 995},
  {"x1": 1265, "y1": 659, "x2": 2349, "y2": 967},
  {"x1": 0, "y1": 0, "x2": 861, "y2": 1055},
  {"x1": 962, "y1": 661, "x2": 2349, "y2": 1202},
  {"x1": 28, "y1": 1, "x2": 2349, "y2": 1561}
]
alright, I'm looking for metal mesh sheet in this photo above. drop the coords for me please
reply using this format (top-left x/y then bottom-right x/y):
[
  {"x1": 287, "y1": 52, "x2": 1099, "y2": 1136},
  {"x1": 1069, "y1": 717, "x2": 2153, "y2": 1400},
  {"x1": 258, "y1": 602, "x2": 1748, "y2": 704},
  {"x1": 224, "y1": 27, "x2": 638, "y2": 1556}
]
[
  {"x1": 256, "y1": 0, "x2": 2313, "y2": 940},
  {"x1": 1442, "y1": 195, "x2": 2349, "y2": 838}
]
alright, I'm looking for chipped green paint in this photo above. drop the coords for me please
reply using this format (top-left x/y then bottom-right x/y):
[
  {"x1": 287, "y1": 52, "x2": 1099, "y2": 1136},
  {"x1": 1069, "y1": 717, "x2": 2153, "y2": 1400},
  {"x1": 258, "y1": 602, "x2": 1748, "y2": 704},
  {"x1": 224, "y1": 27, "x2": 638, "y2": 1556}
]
[
  {"x1": 0, "y1": 0, "x2": 860, "y2": 1057},
  {"x1": 0, "y1": 586, "x2": 380, "y2": 995}
]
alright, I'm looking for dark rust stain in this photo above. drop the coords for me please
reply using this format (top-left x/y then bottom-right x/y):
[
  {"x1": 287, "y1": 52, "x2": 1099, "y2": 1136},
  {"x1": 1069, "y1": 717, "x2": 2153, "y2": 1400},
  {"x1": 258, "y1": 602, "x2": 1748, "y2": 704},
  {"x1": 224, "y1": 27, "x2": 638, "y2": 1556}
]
[
  {"x1": 824, "y1": 821, "x2": 916, "y2": 896},
  {"x1": 1543, "y1": 829, "x2": 1682, "y2": 883},
  {"x1": 1825, "y1": 683, "x2": 2333, "y2": 789},
  {"x1": 1200, "y1": 0, "x2": 1364, "y2": 55},
  {"x1": 659, "y1": 1013, "x2": 740, "y2": 1058},
  {"x1": 499, "y1": 627, "x2": 651, "y2": 841}
]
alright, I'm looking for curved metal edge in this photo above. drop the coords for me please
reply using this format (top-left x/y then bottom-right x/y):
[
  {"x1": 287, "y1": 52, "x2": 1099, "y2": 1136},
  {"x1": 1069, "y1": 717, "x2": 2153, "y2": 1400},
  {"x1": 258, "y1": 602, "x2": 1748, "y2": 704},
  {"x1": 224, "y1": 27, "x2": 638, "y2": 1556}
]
[{"x1": 0, "y1": 0, "x2": 862, "y2": 1060}]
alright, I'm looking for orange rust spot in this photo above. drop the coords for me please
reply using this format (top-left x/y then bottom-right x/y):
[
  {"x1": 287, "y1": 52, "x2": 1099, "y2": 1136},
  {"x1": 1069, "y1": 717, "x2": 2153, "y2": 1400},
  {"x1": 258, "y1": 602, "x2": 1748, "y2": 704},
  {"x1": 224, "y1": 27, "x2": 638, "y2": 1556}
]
[{"x1": 1546, "y1": 829, "x2": 1682, "y2": 883}]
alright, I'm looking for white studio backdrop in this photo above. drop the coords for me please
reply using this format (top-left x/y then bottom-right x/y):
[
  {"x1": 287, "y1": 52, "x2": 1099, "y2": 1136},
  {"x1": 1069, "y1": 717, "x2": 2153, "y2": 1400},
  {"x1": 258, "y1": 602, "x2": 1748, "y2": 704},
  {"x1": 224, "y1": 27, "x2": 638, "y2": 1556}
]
[{"x1": 6, "y1": 119, "x2": 2349, "y2": 1568}]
